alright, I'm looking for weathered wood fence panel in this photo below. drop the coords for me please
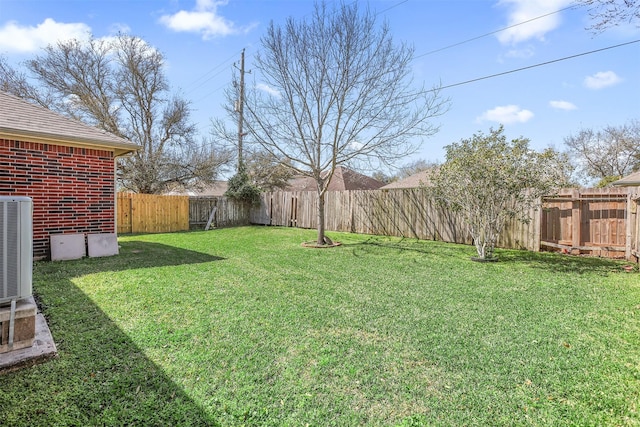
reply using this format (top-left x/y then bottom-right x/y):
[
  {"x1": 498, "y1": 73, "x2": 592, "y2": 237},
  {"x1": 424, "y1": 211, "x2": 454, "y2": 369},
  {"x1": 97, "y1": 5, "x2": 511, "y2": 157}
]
[
  {"x1": 253, "y1": 189, "x2": 541, "y2": 251},
  {"x1": 189, "y1": 197, "x2": 251, "y2": 229},
  {"x1": 540, "y1": 188, "x2": 634, "y2": 257},
  {"x1": 117, "y1": 193, "x2": 189, "y2": 234},
  {"x1": 631, "y1": 196, "x2": 640, "y2": 260},
  {"x1": 119, "y1": 188, "x2": 640, "y2": 261},
  {"x1": 348, "y1": 189, "x2": 469, "y2": 243}
]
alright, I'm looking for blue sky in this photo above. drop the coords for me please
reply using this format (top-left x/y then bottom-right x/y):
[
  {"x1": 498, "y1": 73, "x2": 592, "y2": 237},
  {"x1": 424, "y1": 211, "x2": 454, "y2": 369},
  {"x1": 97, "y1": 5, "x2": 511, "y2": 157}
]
[{"x1": 1, "y1": 0, "x2": 638, "y2": 172}]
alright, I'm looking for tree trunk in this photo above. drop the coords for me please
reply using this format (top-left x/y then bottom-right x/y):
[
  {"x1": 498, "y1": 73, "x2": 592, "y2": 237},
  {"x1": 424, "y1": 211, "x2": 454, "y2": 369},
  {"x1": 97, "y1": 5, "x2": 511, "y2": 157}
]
[
  {"x1": 317, "y1": 190, "x2": 326, "y2": 245},
  {"x1": 474, "y1": 237, "x2": 486, "y2": 259}
]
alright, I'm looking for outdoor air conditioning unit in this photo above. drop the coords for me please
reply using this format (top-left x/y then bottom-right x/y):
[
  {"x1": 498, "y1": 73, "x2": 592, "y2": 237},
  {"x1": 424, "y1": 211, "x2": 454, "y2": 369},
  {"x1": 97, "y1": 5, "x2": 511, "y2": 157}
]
[{"x1": 0, "y1": 196, "x2": 33, "y2": 305}]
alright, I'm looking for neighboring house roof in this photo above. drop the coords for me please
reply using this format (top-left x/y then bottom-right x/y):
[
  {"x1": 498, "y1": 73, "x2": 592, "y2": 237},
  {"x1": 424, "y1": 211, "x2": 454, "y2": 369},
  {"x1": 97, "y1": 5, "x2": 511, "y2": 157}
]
[
  {"x1": 284, "y1": 166, "x2": 385, "y2": 191},
  {"x1": 0, "y1": 91, "x2": 139, "y2": 156},
  {"x1": 612, "y1": 171, "x2": 640, "y2": 187},
  {"x1": 380, "y1": 169, "x2": 433, "y2": 189},
  {"x1": 166, "y1": 181, "x2": 229, "y2": 197}
]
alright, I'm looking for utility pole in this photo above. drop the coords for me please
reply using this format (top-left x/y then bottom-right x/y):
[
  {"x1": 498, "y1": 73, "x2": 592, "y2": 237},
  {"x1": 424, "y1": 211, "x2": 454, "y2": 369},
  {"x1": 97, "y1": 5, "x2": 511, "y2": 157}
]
[{"x1": 235, "y1": 48, "x2": 247, "y2": 171}]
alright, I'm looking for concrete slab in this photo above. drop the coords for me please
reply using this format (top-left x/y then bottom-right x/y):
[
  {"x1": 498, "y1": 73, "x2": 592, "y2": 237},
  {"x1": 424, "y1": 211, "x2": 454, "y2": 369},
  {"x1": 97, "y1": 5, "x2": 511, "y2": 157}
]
[
  {"x1": 87, "y1": 233, "x2": 119, "y2": 257},
  {"x1": 0, "y1": 312, "x2": 57, "y2": 373},
  {"x1": 51, "y1": 233, "x2": 85, "y2": 261}
]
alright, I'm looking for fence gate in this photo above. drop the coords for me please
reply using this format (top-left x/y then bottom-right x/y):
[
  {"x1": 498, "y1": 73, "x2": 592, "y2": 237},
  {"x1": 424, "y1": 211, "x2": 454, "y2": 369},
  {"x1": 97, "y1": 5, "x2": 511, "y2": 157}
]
[{"x1": 540, "y1": 188, "x2": 630, "y2": 258}]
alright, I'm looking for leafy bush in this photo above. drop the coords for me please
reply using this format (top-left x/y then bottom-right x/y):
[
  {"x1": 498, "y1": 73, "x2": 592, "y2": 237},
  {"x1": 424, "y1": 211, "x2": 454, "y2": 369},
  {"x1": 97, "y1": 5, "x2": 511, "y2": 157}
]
[
  {"x1": 431, "y1": 126, "x2": 570, "y2": 260},
  {"x1": 224, "y1": 164, "x2": 261, "y2": 203}
]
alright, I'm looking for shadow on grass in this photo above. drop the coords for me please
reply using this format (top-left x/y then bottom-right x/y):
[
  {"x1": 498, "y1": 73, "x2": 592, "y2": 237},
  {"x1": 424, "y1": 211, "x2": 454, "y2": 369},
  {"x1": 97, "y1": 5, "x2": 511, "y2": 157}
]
[
  {"x1": 497, "y1": 249, "x2": 626, "y2": 276},
  {"x1": 118, "y1": 240, "x2": 225, "y2": 270},
  {"x1": 0, "y1": 243, "x2": 222, "y2": 426},
  {"x1": 345, "y1": 236, "x2": 626, "y2": 276},
  {"x1": 344, "y1": 236, "x2": 473, "y2": 257},
  {"x1": 44, "y1": 241, "x2": 225, "y2": 275}
]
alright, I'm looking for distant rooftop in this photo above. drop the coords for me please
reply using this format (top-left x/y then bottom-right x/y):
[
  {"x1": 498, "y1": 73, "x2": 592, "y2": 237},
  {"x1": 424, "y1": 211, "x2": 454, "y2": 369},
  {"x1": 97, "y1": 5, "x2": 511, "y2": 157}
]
[
  {"x1": 612, "y1": 171, "x2": 640, "y2": 187},
  {"x1": 380, "y1": 169, "x2": 433, "y2": 189},
  {"x1": 166, "y1": 181, "x2": 229, "y2": 196},
  {"x1": 284, "y1": 166, "x2": 384, "y2": 192}
]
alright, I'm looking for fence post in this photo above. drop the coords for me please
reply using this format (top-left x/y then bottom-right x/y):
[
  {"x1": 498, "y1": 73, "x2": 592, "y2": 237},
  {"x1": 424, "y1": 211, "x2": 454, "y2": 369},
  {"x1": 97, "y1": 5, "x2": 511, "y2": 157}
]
[
  {"x1": 532, "y1": 195, "x2": 542, "y2": 252},
  {"x1": 626, "y1": 190, "x2": 633, "y2": 260},
  {"x1": 631, "y1": 191, "x2": 640, "y2": 261},
  {"x1": 571, "y1": 189, "x2": 581, "y2": 253}
]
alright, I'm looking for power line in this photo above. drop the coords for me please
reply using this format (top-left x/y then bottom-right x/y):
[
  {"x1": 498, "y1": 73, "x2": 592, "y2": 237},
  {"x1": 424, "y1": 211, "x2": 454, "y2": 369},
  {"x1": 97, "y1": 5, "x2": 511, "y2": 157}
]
[
  {"x1": 194, "y1": 79, "x2": 232, "y2": 104},
  {"x1": 190, "y1": 2, "x2": 617, "y2": 105},
  {"x1": 375, "y1": 0, "x2": 408, "y2": 16},
  {"x1": 184, "y1": 49, "x2": 242, "y2": 94},
  {"x1": 186, "y1": 65, "x2": 234, "y2": 96},
  {"x1": 415, "y1": 4, "x2": 580, "y2": 59},
  {"x1": 439, "y1": 39, "x2": 640, "y2": 90},
  {"x1": 191, "y1": 0, "x2": 409, "y2": 103}
]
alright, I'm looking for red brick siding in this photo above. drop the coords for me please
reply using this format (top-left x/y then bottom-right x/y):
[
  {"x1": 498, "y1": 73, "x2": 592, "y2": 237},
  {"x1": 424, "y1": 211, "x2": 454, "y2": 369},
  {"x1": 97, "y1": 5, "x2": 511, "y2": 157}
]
[{"x1": 0, "y1": 139, "x2": 116, "y2": 259}]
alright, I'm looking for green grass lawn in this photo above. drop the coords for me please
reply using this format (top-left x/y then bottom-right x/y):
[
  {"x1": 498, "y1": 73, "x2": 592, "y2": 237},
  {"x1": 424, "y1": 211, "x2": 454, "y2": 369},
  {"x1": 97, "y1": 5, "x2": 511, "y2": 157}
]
[{"x1": 1, "y1": 226, "x2": 639, "y2": 426}]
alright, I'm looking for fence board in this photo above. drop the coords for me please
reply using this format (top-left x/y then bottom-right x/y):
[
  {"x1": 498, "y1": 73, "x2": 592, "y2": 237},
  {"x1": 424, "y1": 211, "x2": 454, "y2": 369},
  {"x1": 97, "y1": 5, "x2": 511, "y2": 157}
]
[
  {"x1": 117, "y1": 193, "x2": 189, "y2": 234},
  {"x1": 117, "y1": 194, "x2": 132, "y2": 234},
  {"x1": 189, "y1": 197, "x2": 251, "y2": 229},
  {"x1": 120, "y1": 187, "x2": 640, "y2": 261},
  {"x1": 540, "y1": 188, "x2": 631, "y2": 257},
  {"x1": 254, "y1": 189, "x2": 474, "y2": 244},
  {"x1": 632, "y1": 195, "x2": 640, "y2": 259},
  {"x1": 252, "y1": 187, "x2": 638, "y2": 258},
  {"x1": 251, "y1": 193, "x2": 271, "y2": 225}
]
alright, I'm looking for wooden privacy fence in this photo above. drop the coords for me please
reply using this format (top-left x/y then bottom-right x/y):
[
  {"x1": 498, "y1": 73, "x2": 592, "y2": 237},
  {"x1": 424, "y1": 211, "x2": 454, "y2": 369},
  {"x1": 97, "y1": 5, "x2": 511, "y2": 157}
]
[
  {"x1": 631, "y1": 195, "x2": 640, "y2": 260},
  {"x1": 540, "y1": 188, "x2": 637, "y2": 258},
  {"x1": 117, "y1": 193, "x2": 251, "y2": 233},
  {"x1": 189, "y1": 197, "x2": 251, "y2": 230},
  {"x1": 251, "y1": 189, "x2": 540, "y2": 251},
  {"x1": 117, "y1": 188, "x2": 640, "y2": 260},
  {"x1": 254, "y1": 188, "x2": 640, "y2": 259},
  {"x1": 117, "y1": 193, "x2": 189, "y2": 234}
]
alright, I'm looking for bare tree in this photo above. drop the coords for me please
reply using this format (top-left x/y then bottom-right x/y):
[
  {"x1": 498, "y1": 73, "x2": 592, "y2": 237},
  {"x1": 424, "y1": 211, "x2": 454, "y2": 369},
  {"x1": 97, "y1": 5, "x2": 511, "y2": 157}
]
[
  {"x1": 244, "y1": 1, "x2": 447, "y2": 245},
  {"x1": 575, "y1": 0, "x2": 640, "y2": 32},
  {"x1": 396, "y1": 159, "x2": 439, "y2": 180},
  {"x1": 564, "y1": 120, "x2": 640, "y2": 186},
  {"x1": 7, "y1": 34, "x2": 229, "y2": 193},
  {"x1": 0, "y1": 56, "x2": 55, "y2": 108},
  {"x1": 371, "y1": 171, "x2": 394, "y2": 185}
]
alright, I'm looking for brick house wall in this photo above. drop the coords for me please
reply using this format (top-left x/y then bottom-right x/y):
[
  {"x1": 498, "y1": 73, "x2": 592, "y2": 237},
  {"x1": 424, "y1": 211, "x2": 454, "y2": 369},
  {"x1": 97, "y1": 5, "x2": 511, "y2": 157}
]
[{"x1": 0, "y1": 138, "x2": 116, "y2": 260}]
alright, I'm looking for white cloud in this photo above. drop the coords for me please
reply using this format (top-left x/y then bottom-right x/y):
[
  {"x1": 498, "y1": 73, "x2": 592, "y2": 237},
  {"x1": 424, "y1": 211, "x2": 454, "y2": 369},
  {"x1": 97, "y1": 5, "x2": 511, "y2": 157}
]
[
  {"x1": 503, "y1": 46, "x2": 535, "y2": 59},
  {"x1": 257, "y1": 83, "x2": 281, "y2": 98},
  {"x1": 583, "y1": 71, "x2": 622, "y2": 89},
  {"x1": 159, "y1": 0, "x2": 255, "y2": 39},
  {"x1": 0, "y1": 18, "x2": 90, "y2": 53},
  {"x1": 108, "y1": 23, "x2": 131, "y2": 35},
  {"x1": 477, "y1": 105, "x2": 534, "y2": 124},
  {"x1": 549, "y1": 100, "x2": 577, "y2": 110},
  {"x1": 496, "y1": 0, "x2": 573, "y2": 45}
]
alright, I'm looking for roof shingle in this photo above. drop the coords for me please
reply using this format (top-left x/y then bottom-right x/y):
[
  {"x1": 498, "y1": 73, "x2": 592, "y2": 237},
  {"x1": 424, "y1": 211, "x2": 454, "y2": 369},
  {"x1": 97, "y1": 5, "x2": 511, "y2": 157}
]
[
  {"x1": 0, "y1": 91, "x2": 139, "y2": 155},
  {"x1": 380, "y1": 170, "x2": 433, "y2": 189},
  {"x1": 284, "y1": 166, "x2": 384, "y2": 191},
  {"x1": 612, "y1": 171, "x2": 640, "y2": 187}
]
